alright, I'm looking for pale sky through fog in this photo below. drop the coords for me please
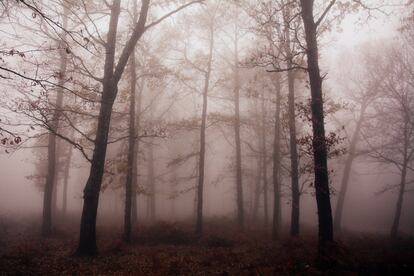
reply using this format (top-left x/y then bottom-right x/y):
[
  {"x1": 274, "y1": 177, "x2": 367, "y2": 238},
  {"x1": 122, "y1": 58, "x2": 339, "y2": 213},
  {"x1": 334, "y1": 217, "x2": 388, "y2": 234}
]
[
  {"x1": 325, "y1": 8, "x2": 399, "y2": 62},
  {"x1": 0, "y1": 0, "x2": 408, "y2": 229}
]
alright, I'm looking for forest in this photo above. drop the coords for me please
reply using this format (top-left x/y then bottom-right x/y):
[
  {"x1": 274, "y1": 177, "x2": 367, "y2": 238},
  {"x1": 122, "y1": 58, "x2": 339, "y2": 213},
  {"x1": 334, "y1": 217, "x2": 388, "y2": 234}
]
[{"x1": 0, "y1": 0, "x2": 414, "y2": 274}]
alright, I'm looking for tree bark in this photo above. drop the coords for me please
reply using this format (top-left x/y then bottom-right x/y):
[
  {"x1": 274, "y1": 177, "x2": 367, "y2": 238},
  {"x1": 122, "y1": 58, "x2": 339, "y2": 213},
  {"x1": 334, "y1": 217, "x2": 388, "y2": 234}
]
[
  {"x1": 272, "y1": 74, "x2": 282, "y2": 240},
  {"x1": 196, "y1": 24, "x2": 214, "y2": 235},
  {"x1": 300, "y1": 0, "x2": 334, "y2": 244}
]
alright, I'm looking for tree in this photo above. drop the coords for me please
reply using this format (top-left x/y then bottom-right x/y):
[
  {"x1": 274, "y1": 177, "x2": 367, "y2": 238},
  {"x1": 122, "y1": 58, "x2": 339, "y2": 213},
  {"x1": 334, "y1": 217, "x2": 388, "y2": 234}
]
[
  {"x1": 41, "y1": 1, "x2": 70, "y2": 236},
  {"x1": 195, "y1": 6, "x2": 216, "y2": 235},
  {"x1": 76, "y1": 0, "x2": 203, "y2": 255},
  {"x1": 232, "y1": 5, "x2": 245, "y2": 230},
  {"x1": 247, "y1": 0, "x2": 305, "y2": 235},
  {"x1": 362, "y1": 39, "x2": 414, "y2": 239},
  {"x1": 332, "y1": 46, "x2": 380, "y2": 233},
  {"x1": 299, "y1": 0, "x2": 334, "y2": 244},
  {"x1": 272, "y1": 73, "x2": 282, "y2": 239}
]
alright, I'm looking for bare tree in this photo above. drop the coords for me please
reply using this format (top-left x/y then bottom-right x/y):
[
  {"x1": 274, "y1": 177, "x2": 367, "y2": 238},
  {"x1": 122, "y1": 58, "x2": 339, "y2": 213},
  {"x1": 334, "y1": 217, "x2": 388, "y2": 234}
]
[
  {"x1": 362, "y1": 40, "x2": 414, "y2": 239},
  {"x1": 76, "y1": 0, "x2": 203, "y2": 255},
  {"x1": 299, "y1": 0, "x2": 334, "y2": 245}
]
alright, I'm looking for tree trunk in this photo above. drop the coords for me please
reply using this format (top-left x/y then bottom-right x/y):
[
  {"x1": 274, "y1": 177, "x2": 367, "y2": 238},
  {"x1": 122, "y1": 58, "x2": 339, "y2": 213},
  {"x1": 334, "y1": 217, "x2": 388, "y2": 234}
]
[
  {"x1": 233, "y1": 21, "x2": 244, "y2": 230},
  {"x1": 61, "y1": 142, "x2": 73, "y2": 217},
  {"x1": 77, "y1": 96, "x2": 116, "y2": 255},
  {"x1": 170, "y1": 165, "x2": 177, "y2": 220},
  {"x1": 300, "y1": 0, "x2": 333, "y2": 244},
  {"x1": 252, "y1": 154, "x2": 262, "y2": 221},
  {"x1": 131, "y1": 79, "x2": 143, "y2": 227},
  {"x1": 76, "y1": 1, "x2": 122, "y2": 255},
  {"x1": 196, "y1": 24, "x2": 214, "y2": 235},
  {"x1": 390, "y1": 119, "x2": 409, "y2": 239},
  {"x1": 147, "y1": 141, "x2": 156, "y2": 222},
  {"x1": 42, "y1": 129, "x2": 58, "y2": 236},
  {"x1": 391, "y1": 163, "x2": 407, "y2": 239},
  {"x1": 282, "y1": 4, "x2": 300, "y2": 236},
  {"x1": 76, "y1": 0, "x2": 152, "y2": 255},
  {"x1": 123, "y1": 48, "x2": 137, "y2": 242},
  {"x1": 42, "y1": 5, "x2": 68, "y2": 235},
  {"x1": 272, "y1": 74, "x2": 282, "y2": 240},
  {"x1": 334, "y1": 104, "x2": 366, "y2": 232},
  {"x1": 261, "y1": 91, "x2": 269, "y2": 227},
  {"x1": 287, "y1": 69, "x2": 300, "y2": 236}
]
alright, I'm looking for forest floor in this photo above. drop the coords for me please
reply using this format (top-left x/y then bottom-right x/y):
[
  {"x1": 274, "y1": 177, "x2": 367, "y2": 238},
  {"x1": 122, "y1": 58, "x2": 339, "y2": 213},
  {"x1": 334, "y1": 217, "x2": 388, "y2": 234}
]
[{"x1": 0, "y1": 215, "x2": 414, "y2": 275}]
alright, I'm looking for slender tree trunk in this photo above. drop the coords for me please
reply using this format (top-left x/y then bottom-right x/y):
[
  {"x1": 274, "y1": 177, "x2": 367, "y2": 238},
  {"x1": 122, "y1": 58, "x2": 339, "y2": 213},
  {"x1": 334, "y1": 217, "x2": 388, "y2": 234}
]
[
  {"x1": 252, "y1": 154, "x2": 262, "y2": 221},
  {"x1": 300, "y1": 0, "x2": 334, "y2": 244},
  {"x1": 147, "y1": 141, "x2": 156, "y2": 222},
  {"x1": 170, "y1": 165, "x2": 177, "y2": 220},
  {"x1": 334, "y1": 104, "x2": 366, "y2": 232},
  {"x1": 272, "y1": 74, "x2": 282, "y2": 240},
  {"x1": 287, "y1": 69, "x2": 300, "y2": 236},
  {"x1": 261, "y1": 91, "x2": 269, "y2": 227},
  {"x1": 51, "y1": 156, "x2": 59, "y2": 220},
  {"x1": 123, "y1": 48, "x2": 137, "y2": 242},
  {"x1": 233, "y1": 22, "x2": 244, "y2": 230},
  {"x1": 76, "y1": 0, "x2": 152, "y2": 255},
  {"x1": 282, "y1": 4, "x2": 300, "y2": 236},
  {"x1": 391, "y1": 163, "x2": 407, "y2": 239},
  {"x1": 131, "y1": 80, "x2": 143, "y2": 227},
  {"x1": 42, "y1": 129, "x2": 58, "y2": 236},
  {"x1": 77, "y1": 1, "x2": 122, "y2": 255},
  {"x1": 42, "y1": 6, "x2": 68, "y2": 235},
  {"x1": 61, "y1": 142, "x2": 73, "y2": 217},
  {"x1": 77, "y1": 97, "x2": 116, "y2": 254},
  {"x1": 391, "y1": 119, "x2": 409, "y2": 239},
  {"x1": 196, "y1": 25, "x2": 214, "y2": 235}
]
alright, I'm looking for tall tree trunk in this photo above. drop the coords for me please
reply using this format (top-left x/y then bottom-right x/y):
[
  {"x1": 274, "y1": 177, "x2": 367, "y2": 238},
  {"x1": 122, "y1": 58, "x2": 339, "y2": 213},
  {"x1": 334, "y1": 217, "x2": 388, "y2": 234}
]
[
  {"x1": 42, "y1": 127, "x2": 58, "y2": 236},
  {"x1": 300, "y1": 0, "x2": 333, "y2": 244},
  {"x1": 334, "y1": 104, "x2": 366, "y2": 232},
  {"x1": 196, "y1": 24, "x2": 214, "y2": 235},
  {"x1": 390, "y1": 119, "x2": 409, "y2": 239},
  {"x1": 123, "y1": 48, "x2": 137, "y2": 242},
  {"x1": 287, "y1": 69, "x2": 300, "y2": 236},
  {"x1": 42, "y1": 5, "x2": 69, "y2": 236},
  {"x1": 261, "y1": 91, "x2": 269, "y2": 226},
  {"x1": 77, "y1": 1, "x2": 122, "y2": 255},
  {"x1": 170, "y1": 165, "x2": 177, "y2": 220},
  {"x1": 252, "y1": 154, "x2": 262, "y2": 221},
  {"x1": 147, "y1": 141, "x2": 156, "y2": 222},
  {"x1": 282, "y1": 3, "x2": 300, "y2": 236},
  {"x1": 76, "y1": 0, "x2": 151, "y2": 255},
  {"x1": 131, "y1": 79, "x2": 143, "y2": 227},
  {"x1": 61, "y1": 142, "x2": 73, "y2": 217},
  {"x1": 233, "y1": 20, "x2": 244, "y2": 229},
  {"x1": 272, "y1": 74, "x2": 282, "y2": 240},
  {"x1": 391, "y1": 163, "x2": 407, "y2": 239}
]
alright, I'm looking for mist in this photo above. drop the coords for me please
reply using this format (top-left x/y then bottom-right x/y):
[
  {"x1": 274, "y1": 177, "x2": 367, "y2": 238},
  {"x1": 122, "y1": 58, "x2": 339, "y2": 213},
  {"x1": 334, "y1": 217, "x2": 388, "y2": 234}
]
[{"x1": 1, "y1": 0, "x2": 413, "y2": 274}]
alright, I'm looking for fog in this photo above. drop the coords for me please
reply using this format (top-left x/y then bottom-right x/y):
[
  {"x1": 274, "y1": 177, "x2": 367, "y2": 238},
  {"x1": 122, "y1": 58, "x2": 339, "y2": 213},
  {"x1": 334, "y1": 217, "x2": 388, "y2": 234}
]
[{"x1": 0, "y1": 0, "x2": 413, "y2": 274}]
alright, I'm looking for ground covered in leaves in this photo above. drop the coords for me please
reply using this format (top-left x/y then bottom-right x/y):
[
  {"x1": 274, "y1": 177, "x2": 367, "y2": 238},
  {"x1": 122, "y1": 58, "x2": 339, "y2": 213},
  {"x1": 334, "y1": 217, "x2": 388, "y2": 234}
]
[{"x1": 1, "y1": 216, "x2": 413, "y2": 275}]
